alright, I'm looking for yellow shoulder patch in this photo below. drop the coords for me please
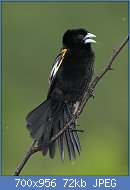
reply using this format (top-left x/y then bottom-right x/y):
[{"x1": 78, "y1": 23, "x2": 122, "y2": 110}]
[
  {"x1": 57, "y1": 48, "x2": 67, "y2": 69},
  {"x1": 49, "y1": 48, "x2": 68, "y2": 83}
]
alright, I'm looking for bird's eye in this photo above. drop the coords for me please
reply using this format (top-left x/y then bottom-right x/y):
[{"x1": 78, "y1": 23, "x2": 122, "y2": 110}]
[{"x1": 78, "y1": 34, "x2": 83, "y2": 39}]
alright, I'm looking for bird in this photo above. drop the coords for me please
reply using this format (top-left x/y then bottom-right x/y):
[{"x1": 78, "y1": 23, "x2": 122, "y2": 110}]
[{"x1": 26, "y1": 28, "x2": 96, "y2": 161}]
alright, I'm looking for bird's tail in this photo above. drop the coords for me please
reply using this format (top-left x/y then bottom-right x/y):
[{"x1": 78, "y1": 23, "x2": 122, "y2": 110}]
[{"x1": 26, "y1": 97, "x2": 81, "y2": 161}]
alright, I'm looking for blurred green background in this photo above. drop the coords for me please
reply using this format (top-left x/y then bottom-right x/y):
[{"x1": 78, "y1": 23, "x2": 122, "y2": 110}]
[{"x1": 2, "y1": 2, "x2": 128, "y2": 176}]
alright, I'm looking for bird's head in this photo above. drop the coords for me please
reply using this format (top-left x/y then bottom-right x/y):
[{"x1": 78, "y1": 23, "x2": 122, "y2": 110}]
[{"x1": 62, "y1": 28, "x2": 96, "y2": 48}]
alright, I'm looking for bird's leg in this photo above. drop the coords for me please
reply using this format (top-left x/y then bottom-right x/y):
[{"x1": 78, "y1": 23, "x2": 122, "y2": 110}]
[
  {"x1": 65, "y1": 102, "x2": 84, "y2": 133},
  {"x1": 73, "y1": 101, "x2": 80, "y2": 114}
]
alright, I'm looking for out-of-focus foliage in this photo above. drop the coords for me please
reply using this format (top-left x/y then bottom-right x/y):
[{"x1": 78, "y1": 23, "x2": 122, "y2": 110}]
[{"x1": 2, "y1": 2, "x2": 128, "y2": 176}]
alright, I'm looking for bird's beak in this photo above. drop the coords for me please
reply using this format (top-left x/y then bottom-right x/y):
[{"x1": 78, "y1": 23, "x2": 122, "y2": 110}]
[{"x1": 84, "y1": 33, "x2": 96, "y2": 44}]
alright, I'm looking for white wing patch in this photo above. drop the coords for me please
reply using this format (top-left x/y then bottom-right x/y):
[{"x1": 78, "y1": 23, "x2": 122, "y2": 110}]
[
  {"x1": 50, "y1": 56, "x2": 61, "y2": 79},
  {"x1": 49, "y1": 48, "x2": 67, "y2": 85}
]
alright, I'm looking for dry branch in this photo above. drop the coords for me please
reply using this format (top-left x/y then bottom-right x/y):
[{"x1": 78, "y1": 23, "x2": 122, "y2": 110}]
[{"x1": 14, "y1": 35, "x2": 129, "y2": 176}]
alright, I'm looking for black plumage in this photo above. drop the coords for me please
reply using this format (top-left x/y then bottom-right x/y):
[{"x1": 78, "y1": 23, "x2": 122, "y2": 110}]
[{"x1": 26, "y1": 28, "x2": 96, "y2": 161}]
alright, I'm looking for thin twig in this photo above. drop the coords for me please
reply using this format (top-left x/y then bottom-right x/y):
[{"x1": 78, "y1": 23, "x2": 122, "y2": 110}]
[
  {"x1": 77, "y1": 35, "x2": 129, "y2": 114},
  {"x1": 14, "y1": 35, "x2": 129, "y2": 176},
  {"x1": 14, "y1": 141, "x2": 37, "y2": 176}
]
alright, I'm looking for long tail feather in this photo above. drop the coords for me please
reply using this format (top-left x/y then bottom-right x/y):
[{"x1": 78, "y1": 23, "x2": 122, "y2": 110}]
[
  {"x1": 58, "y1": 116, "x2": 65, "y2": 161},
  {"x1": 26, "y1": 97, "x2": 81, "y2": 160}
]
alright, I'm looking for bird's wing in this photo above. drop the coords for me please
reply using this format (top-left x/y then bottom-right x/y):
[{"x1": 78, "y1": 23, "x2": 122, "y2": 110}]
[{"x1": 47, "y1": 48, "x2": 68, "y2": 96}]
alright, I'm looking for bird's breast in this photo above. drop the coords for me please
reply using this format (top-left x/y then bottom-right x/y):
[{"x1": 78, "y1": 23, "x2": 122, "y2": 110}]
[{"x1": 57, "y1": 54, "x2": 92, "y2": 84}]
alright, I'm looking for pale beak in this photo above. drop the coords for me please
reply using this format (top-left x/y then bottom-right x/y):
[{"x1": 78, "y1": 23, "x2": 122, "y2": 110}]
[{"x1": 84, "y1": 33, "x2": 96, "y2": 44}]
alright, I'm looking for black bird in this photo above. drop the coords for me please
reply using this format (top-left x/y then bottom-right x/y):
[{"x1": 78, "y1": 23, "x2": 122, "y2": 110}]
[{"x1": 26, "y1": 28, "x2": 96, "y2": 161}]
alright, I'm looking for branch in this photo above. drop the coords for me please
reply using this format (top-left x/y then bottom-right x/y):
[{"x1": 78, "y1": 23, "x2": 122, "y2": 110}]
[
  {"x1": 14, "y1": 35, "x2": 129, "y2": 176},
  {"x1": 14, "y1": 141, "x2": 37, "y2": 176}
]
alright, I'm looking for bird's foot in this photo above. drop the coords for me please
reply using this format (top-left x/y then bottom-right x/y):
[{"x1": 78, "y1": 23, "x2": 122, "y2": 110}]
[
  {"x1": 69, "y1": 126, "x2": 84, "y2": 133},
  {"x1": 87, "y1": 87, "x2": 94, "y2": 98},
  {"x1": 72, "y1": 129, "x2": 84, "y2": 133}
]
